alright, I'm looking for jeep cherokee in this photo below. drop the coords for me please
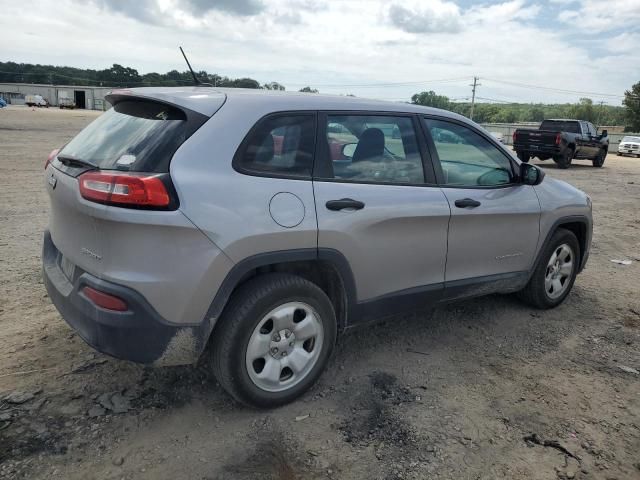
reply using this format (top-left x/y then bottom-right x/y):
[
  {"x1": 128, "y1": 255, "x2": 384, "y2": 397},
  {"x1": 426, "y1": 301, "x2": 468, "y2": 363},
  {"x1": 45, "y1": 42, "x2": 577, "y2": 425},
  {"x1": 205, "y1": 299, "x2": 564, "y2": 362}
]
[{"x1": 43, "y1": 88, "x2": 593, "y2": 407}]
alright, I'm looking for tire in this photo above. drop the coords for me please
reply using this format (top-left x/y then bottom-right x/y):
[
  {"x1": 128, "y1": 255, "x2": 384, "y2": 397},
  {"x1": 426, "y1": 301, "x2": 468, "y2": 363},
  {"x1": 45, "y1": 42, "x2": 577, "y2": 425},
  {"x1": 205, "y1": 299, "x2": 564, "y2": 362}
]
[
  {"x1": 553, "y1": 148, "x2": 573, "y2": 169},
  {"x1": 517, "y1": 228, "x2": 580, "y2": 309},
  {"x1": 210, "y1": 273, "x2": 337, "y2": 408},
  {"x1": 538, "y1": 155, "x2": 550, "y2": 161},
  {"x1": 517, "y1": 151, "x2": 530, "y2": 163},
  {"x1": 592, "y1": 148, "x2": 606, "y2": 167}
]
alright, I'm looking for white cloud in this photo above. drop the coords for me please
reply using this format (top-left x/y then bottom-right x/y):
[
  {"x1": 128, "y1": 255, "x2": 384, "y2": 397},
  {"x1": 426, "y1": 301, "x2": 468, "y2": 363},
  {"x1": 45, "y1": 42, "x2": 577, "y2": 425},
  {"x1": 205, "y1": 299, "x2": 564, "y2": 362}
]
[
  {"x1": 387, "y1": 1, "x2": 462, "y2": 34},
  {"x1": 547, "y1": 0, "x2": 578, "y2": 5},
  {"x1": 0, "y1": 0, "x2": 636, "y2": 105},
  {"x1": 606, "y1": 32, "x2": 640, "y2": 53},
  {"x1": 558, "y1": 0, "x2": 640, "y2": 32}
]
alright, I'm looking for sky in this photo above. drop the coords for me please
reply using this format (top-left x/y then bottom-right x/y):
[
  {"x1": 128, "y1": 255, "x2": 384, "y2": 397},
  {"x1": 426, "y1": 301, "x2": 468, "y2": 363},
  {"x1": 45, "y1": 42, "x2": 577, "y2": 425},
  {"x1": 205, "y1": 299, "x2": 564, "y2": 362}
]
[{"x1": 1, "y1": 0, "x2": 639, "y2": 105}]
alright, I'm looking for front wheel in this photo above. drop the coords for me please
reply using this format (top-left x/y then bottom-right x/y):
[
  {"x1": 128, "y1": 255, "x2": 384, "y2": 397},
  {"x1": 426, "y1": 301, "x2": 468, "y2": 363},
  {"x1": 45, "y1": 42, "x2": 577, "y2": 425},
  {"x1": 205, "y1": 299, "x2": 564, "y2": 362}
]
[
  {"x1": 593, "y1": 148, "x2": 606, "y2": 167},
  {"x1": 517, "y1": 229, "x2": 580, "y2": 309},
  {"x1": 210, "y1": 273, "x2": 337, "y2": 408}
]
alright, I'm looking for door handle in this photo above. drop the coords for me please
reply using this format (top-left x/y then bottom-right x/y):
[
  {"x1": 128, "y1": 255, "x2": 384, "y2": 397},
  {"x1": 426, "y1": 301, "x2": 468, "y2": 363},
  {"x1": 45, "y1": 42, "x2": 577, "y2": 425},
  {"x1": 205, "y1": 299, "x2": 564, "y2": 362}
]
[
  {"x1": 326, "y1": 198, "x2": 365, "y2": 211},
  {"x1": 454, "y1": 198, "x2": 481, "y2": 208}
]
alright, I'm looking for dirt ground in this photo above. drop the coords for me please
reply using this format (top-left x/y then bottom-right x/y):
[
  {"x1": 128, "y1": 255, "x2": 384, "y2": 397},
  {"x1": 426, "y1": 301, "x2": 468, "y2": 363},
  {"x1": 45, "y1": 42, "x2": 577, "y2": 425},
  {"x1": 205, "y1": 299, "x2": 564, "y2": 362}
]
[{"x1": 0, "y1": 105, "x2": 639, "y2": 480}]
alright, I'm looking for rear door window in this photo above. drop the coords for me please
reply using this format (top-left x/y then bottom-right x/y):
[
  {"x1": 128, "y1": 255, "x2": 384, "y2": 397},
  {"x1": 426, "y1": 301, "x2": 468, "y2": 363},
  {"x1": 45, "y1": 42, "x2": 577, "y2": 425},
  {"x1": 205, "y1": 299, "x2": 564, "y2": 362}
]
[
  {"x1": 58, "y1": 100, "x2": 200, "y2": 173},
  {"x1": 234, "y1": 114, "x2": 316, "y2": 178}
]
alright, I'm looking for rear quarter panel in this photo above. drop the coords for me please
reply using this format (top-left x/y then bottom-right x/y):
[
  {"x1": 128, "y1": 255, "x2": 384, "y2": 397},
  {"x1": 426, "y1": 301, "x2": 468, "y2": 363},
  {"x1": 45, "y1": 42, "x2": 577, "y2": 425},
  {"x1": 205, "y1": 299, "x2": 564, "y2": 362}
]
[{"x1": 170, "y1": 95, "x2": 318, "y2": 262}]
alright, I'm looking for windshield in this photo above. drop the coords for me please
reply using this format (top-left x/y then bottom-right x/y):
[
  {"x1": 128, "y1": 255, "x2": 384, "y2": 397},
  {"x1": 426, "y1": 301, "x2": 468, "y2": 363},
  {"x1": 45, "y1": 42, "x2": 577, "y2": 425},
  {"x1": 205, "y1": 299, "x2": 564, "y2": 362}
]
[
  {"x1": 59, "y1": 100, "x2": 189, "y2": 172},
  {"x1": 622, "y1": 136, "x2": 640, "y2": 143},
  {"x1": 540, "y1": 120, "x2": 580, "y2": 133}
]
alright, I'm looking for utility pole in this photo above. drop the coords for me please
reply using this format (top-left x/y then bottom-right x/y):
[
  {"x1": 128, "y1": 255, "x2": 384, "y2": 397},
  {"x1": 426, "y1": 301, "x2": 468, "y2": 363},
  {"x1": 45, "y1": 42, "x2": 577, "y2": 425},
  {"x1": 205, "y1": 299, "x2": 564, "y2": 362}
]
[
  {"x1": 469, "y1": 76, "x2": 480, "y2": 120},
  {"x1": 597, "y1": 100, "x2": 605, "y2": 126}
]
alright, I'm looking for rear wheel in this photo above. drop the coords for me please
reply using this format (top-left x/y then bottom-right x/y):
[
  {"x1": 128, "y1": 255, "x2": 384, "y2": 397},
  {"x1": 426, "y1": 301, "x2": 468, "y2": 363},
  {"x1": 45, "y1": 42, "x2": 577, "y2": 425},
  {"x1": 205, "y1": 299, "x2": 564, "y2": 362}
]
[
  {"x1": 592, "y1": 148, "x2": 606, "y2": 167},
  {"x1": 553, "y1": 148, "x2": 573, "y2": 169},
  {"x1": 517, "y1": 151, "x2": 530, "y2": 163},
  {"x1": 517, "y1": 229, "x2": 579, "y2": 309},
  {"x1": 210, "y1": 273, "x2": 337, "y2": 408}
]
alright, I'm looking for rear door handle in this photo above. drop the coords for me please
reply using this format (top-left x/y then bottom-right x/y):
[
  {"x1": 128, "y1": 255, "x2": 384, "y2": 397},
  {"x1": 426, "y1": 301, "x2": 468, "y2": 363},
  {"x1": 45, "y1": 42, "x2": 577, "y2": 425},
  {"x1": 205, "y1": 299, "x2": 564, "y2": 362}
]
[
  {"x1": 454, "y1": 198, "x2": 481, "y2": 208},
  {"x1": 326, "y1": 198, "x2": 365, "y2": 211}
]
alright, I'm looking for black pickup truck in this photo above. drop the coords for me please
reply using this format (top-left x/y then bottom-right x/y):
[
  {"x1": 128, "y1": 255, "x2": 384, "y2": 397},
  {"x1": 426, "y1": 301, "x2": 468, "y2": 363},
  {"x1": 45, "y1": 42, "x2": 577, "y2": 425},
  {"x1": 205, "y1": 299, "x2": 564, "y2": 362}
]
[{"x1": 513, "y1": 119, "x2": 608, "y2": 169}]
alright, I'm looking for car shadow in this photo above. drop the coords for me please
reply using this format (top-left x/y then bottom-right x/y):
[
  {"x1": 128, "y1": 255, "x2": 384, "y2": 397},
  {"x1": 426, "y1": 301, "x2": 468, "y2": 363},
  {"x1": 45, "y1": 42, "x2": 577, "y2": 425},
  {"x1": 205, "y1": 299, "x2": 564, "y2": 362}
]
[{"x1": 532, "y1": 161, "x2": 602, "y2": 170}]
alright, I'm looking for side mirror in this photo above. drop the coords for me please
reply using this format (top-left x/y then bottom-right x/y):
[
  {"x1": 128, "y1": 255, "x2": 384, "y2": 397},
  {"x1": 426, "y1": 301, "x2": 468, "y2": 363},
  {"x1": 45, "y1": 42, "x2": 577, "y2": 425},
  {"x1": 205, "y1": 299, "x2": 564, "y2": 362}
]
[
  {"x1": 341, "y1": 143, "x2": 357, "y2": 158},
  {"x1": 520, "y1": 163, "x2": 545, "y2": 186}
]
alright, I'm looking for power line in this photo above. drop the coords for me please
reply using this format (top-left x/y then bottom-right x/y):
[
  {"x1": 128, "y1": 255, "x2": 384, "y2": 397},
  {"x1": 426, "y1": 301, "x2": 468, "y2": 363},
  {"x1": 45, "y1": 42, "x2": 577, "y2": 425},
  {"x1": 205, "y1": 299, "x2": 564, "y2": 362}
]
[
  {"x1": 483, "y1": 77, "x2": 635, "y2": 99},
  {"x1": 284, "y1": 77, "x2": 470, "y2": 88},
  {"x1": 475, "y1": 96, "x2": 514, "y2": 104}
]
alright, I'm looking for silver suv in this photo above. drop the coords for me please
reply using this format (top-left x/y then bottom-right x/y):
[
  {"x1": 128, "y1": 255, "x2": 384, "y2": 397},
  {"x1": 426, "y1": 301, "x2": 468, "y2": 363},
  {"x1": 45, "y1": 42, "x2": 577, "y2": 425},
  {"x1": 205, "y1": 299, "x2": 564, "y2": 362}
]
[{"x1": 43, "y1": 88, "x2": 593, "y2": 407}]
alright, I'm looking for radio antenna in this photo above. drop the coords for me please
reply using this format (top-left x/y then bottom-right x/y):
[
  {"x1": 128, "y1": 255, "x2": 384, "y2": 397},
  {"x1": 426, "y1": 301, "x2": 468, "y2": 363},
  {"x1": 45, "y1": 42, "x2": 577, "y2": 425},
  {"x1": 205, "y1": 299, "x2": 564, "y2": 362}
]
[{"x1": 179, "y1": 47, "x2": 212, "y2": 87}]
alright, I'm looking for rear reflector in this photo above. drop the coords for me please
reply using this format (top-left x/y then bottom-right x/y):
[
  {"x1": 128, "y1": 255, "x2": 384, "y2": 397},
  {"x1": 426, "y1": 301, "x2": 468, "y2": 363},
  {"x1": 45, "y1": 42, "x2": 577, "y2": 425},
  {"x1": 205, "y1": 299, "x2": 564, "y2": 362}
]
[
  {"x1": 46, "y1": 148, "x2": 60, "y2": 169},
  {"x1": 555, "y1": 133, "x2": 561, "y2": 145},
  {"x1": 82, "y1": 286, "x2": 128, "y2": 311},
  {"x1": 78, "y1": 171, "x2": 170, "y2": 208}
]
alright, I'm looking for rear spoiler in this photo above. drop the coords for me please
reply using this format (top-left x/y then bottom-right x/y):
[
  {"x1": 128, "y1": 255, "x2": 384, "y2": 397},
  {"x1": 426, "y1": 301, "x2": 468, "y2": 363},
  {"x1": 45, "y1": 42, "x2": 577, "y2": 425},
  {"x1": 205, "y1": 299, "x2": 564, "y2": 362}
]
[{"x1": 106, "y1": 89, "x2": 226, "y2": 118}]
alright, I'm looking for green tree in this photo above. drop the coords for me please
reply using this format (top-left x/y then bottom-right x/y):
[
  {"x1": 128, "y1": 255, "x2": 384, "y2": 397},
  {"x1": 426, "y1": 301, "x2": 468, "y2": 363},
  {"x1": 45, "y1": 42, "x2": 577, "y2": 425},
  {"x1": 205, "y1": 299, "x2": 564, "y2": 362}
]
[
  {"x1": 263, "y1": 82, "x2": 285, "y2": 91},
  {"x1": 530, "y1": 106, "x2": 545, "y2": 122},
  {"x1": 411, "y1": 90, "x2": 450, "y2": 109},
  {"x1": 299, "y1": 86, "x2": 319, "y2": 93},
  {"x1": 623, "y1": 81, "x2": 640, "y2": 131},
  {"x1": 230, "y1": 78, "x2": 261, "y2": 89},
  {"x1": 570, "y1": 98, "x2": 595, "y2": 122}
]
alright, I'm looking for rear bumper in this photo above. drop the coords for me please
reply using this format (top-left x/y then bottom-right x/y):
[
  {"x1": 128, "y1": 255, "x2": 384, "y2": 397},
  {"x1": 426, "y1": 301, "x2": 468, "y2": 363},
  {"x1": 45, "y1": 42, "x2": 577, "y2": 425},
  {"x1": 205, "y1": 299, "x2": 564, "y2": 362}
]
[{"x1": 42, "y1": 230, "x2": 208, "y2": 365}]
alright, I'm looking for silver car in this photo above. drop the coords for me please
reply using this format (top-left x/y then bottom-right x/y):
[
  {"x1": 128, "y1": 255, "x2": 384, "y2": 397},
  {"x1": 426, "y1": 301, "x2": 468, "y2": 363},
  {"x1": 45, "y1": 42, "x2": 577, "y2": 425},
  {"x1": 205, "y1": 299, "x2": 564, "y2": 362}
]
[{"x1": 43, "y1": 88, "x2": 593, "y2": 407}]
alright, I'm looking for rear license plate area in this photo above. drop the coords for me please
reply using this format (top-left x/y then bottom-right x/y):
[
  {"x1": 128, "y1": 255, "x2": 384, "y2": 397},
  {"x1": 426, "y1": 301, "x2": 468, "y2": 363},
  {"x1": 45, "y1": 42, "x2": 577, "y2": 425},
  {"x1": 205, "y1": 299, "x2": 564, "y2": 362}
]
[{"x1": 60, "y1": 255, "x2": 75, "y2": 282}]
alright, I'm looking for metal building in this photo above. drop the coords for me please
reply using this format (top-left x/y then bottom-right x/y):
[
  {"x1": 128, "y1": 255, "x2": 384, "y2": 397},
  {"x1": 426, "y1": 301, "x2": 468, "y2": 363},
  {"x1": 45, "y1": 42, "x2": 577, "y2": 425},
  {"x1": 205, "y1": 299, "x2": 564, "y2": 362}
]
[{"x1": 0, "y1": 83, "x2": 112, "y2": 110}]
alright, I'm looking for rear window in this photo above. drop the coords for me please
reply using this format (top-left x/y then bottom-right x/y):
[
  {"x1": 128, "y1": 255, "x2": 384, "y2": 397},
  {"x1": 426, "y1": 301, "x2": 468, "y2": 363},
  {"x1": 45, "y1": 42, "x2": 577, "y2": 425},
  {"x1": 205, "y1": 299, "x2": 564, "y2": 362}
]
[
  {"x1": 540, "y1": 120, "x2": 580, "y2": 133},
  {"x1": 59, "y1": 100, "x2": 192, "y2": 172}
]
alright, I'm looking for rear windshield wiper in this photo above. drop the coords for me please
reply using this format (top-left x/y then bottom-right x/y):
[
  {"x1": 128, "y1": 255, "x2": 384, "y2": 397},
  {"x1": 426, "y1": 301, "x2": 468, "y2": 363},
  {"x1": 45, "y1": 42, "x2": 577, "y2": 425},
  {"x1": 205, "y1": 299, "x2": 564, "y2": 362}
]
[{"x1": 56, "y1": 154, "x2": 98, "y2": 170}]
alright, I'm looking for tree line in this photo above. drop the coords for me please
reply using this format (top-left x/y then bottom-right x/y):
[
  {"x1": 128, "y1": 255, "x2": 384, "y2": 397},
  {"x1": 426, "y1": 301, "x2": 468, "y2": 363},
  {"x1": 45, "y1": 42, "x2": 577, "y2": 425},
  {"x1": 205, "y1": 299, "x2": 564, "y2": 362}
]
[
  {"x1": 411, "y1": 89, "x2": 640, "y2": 131},
  {"x1": 0, "y1": 61, "x2": 292, "y2": 91},
  {"x1": 1, "y1": 61, "x2": 638, "y2": 130}
]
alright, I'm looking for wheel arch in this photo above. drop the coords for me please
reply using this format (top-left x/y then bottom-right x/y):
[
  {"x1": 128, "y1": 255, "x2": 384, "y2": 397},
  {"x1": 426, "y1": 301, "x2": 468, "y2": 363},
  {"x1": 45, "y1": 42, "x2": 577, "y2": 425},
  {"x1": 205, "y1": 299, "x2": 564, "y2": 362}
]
[
  {"x1": 531, "y1": 216, "x2": 590, "y2": 279},
  {"x1": 205, "y1": 248, "x2": 356, "y2": 338}
]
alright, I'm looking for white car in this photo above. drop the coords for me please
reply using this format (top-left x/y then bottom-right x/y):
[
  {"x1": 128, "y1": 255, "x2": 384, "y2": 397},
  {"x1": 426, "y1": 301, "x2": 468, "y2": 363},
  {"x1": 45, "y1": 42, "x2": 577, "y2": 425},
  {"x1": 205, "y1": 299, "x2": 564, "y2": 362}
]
[
  {"x1": 490, "y1": 131, "x2": 505, "y2": 143},
  {"x1": 618, "y1": 136, "x2": 640, "y2": 157},
  {"x1": 25, "y1": 94, "x2": 48, "y2": 107}
]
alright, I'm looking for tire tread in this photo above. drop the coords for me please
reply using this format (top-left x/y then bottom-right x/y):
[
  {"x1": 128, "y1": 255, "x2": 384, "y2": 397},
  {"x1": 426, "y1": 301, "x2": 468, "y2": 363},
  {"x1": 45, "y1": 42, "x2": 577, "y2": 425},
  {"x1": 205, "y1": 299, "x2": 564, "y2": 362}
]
[{"x1": 517, "y1": 228, "x2": 580, "y2": 309}]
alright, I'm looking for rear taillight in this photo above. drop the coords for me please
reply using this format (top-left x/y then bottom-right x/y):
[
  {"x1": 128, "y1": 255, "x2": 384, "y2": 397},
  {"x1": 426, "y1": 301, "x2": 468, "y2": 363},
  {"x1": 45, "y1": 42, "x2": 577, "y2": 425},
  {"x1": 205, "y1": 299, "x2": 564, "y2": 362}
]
[
  {"x1": 82, "y1": 286, "x2": 128, "y2": 311},
  {"x1": 512, "y1": 131, "x2": 517, "y2": 144},
  {"x1": 45, "y1": 148, "x2": 60, "y2": 169},
  {"x1": 555, "y1": 133, "x2": 561, "y2": 145},
  {"x1": 78, "y1": 171, "x2": 171, "y2": 209}
]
